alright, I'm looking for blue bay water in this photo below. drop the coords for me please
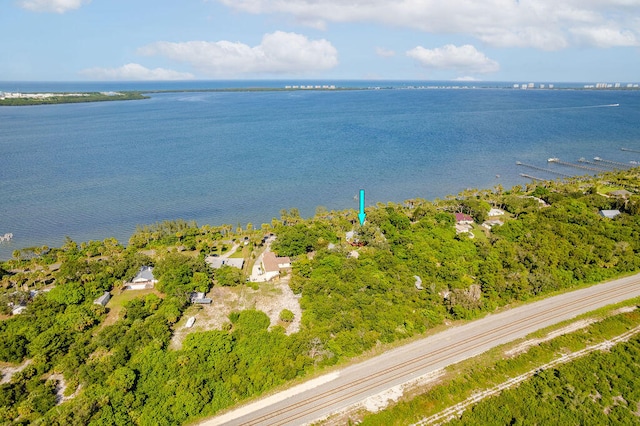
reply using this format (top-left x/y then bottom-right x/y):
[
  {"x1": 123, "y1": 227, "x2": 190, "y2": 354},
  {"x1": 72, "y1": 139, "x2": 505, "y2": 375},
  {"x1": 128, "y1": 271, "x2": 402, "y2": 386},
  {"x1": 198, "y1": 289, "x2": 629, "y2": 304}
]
[{"x1": 1, "y1": 82, "x2": 640, "y2": 259}]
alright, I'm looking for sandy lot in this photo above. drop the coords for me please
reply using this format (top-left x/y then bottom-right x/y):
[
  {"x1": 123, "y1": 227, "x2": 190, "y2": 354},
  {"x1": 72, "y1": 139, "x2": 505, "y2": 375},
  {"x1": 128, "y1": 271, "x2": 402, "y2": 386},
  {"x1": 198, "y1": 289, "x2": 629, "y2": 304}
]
[
  {"x1": 170, "y1": 275, "x2": 301, "y2": 350},
  {"x1": 0, "y1": 359, "x2": 32, "y2": 384}
]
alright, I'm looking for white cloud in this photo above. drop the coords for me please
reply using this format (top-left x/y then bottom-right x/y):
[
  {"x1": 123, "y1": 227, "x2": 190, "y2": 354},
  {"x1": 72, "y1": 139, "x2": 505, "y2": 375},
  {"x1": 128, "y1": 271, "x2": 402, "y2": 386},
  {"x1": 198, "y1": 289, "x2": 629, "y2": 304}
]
[
  {"x1": 19, "y1": 0, "x2": 90, "y2": 13},
  {"x1": 138, "y1": 31, "x2": 338, "y2": 76},
  {"x1": 454, "y1": 76, "x2": 481, "y2": 81},
  {"x1": 216, "y1": 0, "x2": 640, "y2": 49},
  {"x1": 407, "y1": 44, "x2": 499, "y2": 74},
  {"x1": 571, "y1": 26, "x2": 639, "y2": 48},
  {"x1": 375, "y1": 47, "x2": 396, "y2": 58},
  {"x1": 79, "y1": 63, "x2": 194, "y2": 81}
]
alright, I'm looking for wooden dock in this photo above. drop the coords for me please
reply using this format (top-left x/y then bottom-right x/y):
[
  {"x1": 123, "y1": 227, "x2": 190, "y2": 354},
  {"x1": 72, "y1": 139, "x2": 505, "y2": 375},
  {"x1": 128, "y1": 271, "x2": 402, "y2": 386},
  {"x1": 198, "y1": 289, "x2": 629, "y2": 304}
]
[
  {"x1": 621, "y1": 147, "x2": 640, "y2": 154},
  {"x1": 593, "y1": 157, "x2": 631, "y2": 169},
  {"x1": 578, "y1": 158, "x2": 614, "y2": 170},
  {"x1": 516, "y1": 161, "x2": 572, "y2": 178},
  {"x1": 548, "y1": 158, "x2": 601, "y2": 172},
  {"x1": 519, "y1": 173, "x2": 545, "y2": 181}
]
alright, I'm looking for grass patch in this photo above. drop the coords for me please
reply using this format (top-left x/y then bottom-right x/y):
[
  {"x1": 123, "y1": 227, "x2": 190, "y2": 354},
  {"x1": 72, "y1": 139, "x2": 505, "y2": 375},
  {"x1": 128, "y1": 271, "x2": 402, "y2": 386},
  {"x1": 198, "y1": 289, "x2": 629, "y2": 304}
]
[
  {"x1": 597, "y1": 185, "x2": 625, "y2": 194},
  {"x1": 102, "y1": 288, "x2": 164, "y2": 327}
]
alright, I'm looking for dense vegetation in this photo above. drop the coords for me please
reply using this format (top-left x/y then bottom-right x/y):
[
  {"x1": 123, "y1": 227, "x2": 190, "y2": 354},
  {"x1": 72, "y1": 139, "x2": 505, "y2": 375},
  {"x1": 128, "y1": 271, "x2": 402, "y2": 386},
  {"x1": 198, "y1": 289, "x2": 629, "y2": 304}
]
[
  {"x1": 0, "y1": 168, "x2": 639, "y2": 425},
  {"x1": 362, "y1": 305, "x2": 640, "y2": 425},
  {"x1": 451, "y1": 334, "x2": 640, "y2": 425}
]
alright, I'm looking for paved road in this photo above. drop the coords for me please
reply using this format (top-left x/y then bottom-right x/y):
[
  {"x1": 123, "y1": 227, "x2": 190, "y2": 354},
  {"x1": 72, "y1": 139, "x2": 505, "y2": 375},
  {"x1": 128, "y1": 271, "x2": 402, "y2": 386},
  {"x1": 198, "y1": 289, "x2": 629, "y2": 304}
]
[{"x1": 201, "y1": 273, "x2": 640, "y2": 426}]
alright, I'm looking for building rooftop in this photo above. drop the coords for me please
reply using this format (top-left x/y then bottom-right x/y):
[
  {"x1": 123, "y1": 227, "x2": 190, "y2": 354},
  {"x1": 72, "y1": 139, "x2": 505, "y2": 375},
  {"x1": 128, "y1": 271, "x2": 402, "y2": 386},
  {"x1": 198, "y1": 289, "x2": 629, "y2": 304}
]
[
  {"x1": 262, "y1": 251, "x2": 290, "y2": 273},
  {"x1": 132, "y1": 266, "x2": 156, "y2": 283},
  {"x1": 206, "y1": 257, "x2": 244, "y2": 269},
  {"x1": 600, "y1": 209, "x2": 621, "y2": 219}
]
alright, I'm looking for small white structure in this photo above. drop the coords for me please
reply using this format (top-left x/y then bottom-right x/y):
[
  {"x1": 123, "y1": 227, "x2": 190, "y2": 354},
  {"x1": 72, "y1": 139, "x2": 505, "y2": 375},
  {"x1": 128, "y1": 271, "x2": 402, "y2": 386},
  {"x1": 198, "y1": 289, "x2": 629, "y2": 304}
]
[
  {"x1": 414, "y1": 275, "x2": 424, "y2": 290},
  {"x1": 482, "y1": 219, "x2": 504, "y2": 230},
  {"x1": 600, "y1": 209, "x2": 621, "y2": 219},
  {"x1": 11, "y1": 305, "x2": 27, "y2": 315},
  {"x1": 488, "y1": 208, "x2": 505, "y2": 217},
  {"x1": 125, "y1": 266, "x2": 157, "y2": 290},
  {"x1": 455, "y1": 223, "x2": 473, "y2": 234},
  {"x1": 190, "y1": 292, "x2": 212, "y2": 304},
  {"x1": 185, "y1": 317, "x2": 196, "y2": 328}
]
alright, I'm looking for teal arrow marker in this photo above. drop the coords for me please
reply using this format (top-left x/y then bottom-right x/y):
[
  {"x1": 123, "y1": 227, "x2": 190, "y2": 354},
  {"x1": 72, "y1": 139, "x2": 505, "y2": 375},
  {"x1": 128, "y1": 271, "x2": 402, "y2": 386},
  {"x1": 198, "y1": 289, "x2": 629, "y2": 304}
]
[{"x1": 358, "y1": 189, "x2": 366, "y2": 225}]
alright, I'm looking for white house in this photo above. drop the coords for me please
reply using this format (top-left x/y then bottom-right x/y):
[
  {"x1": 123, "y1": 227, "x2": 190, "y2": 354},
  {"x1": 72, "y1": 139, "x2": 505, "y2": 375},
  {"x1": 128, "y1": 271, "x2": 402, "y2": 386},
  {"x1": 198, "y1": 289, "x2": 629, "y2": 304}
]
[
  {"x1": 488, "y1": 208, "x2": 505, "y2": 217},
  {"x1": 259, "y1": 251, "x2": 291, "y2": 281},
  {"x1": 124, "y1": 266, "x2": 157, "y2": 290},
  {"x1": 482, "y1": 219, "x2": 504, "y2": 230}
]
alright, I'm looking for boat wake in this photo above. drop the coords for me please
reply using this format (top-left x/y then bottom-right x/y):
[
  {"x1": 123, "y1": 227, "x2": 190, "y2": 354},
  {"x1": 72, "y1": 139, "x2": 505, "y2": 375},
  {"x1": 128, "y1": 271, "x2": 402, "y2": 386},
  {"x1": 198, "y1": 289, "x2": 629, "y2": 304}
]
[{"x1": 564, "y1": 103, "x2": 620, "y2": 109}]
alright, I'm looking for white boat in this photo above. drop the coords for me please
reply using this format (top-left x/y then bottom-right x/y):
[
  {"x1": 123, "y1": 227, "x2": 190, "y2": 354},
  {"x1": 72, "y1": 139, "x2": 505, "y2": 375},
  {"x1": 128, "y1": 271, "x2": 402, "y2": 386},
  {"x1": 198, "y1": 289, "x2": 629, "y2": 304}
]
[{"x1": 185, "y1": 317, "x2": 196, "y2": 328}]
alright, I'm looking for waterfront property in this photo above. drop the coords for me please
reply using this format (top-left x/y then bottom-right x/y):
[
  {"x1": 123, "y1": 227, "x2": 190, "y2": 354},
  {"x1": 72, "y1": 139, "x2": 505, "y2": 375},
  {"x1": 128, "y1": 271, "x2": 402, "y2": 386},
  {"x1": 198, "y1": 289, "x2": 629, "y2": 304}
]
[
  {"x1": 124, "y1": 266, "x2": 157, "y2": 290},
  {"x1": 258, "y1": 252, "x2": 291, "y2": 281},
  {"x1": 3, "y1": 84, "x2": 640, "y2": 262},
  {"x1": 455, "y1": 213, "x2": 474, "y2": 224}
]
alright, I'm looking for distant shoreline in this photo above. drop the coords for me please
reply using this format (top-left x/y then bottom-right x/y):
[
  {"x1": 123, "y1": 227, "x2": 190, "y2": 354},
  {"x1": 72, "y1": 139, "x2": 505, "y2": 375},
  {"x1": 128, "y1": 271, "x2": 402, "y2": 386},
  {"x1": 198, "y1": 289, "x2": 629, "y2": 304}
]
[
  {"x1": 0, "y1": 91, "x2": 148, "y2": 106},
  {"x1": 2, "y1": 83, "x2": 639, "y2": 106}
]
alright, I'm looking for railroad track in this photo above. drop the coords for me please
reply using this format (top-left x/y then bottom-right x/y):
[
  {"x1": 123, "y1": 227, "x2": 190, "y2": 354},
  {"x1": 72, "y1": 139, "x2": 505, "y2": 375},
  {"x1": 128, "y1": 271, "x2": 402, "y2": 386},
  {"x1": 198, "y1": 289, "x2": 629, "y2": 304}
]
[{"x1": 203, "y1": 274, "x2": 640, "y2": 426}]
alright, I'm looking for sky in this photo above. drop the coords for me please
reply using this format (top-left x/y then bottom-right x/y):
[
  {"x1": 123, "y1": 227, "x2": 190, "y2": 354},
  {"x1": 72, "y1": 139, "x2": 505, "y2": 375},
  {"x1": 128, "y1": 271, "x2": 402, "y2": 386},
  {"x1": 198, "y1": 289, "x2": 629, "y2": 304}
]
[{"x1": 2, "y1": 0, "x2": 640, "y2": 82}]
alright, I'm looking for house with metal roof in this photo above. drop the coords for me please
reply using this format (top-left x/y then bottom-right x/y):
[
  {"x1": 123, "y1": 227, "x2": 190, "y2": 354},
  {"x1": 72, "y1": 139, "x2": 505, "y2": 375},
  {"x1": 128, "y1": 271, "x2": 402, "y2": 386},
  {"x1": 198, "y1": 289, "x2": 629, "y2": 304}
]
[
  {"x1": 124, "y1": 266, "x2": 157, "y2": 290},
  {"x1": 455, "y1": 213, "x2": 474, "y2": 224},
  {"x1": 94, "y1": 291, "x2": 111, "y2": 306},
  {"x1": 205, "y1": 256, "x2": 244, "y2": 269},
  {"x1": 599, "y1": 209, "x2": 621, "y2": 219}
]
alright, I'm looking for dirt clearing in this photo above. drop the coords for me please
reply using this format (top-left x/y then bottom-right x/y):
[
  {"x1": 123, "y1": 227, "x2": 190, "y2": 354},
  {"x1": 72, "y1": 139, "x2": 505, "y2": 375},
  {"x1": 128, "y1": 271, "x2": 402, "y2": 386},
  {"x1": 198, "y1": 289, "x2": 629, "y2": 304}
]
[{"x1": 170, "y1": 275, "x2": 301, "y2": 350}]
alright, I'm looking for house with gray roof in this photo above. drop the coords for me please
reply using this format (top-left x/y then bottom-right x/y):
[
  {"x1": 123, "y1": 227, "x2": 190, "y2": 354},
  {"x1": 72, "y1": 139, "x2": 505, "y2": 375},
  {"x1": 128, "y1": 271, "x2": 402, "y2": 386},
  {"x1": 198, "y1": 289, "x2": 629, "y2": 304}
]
[
  {"x1": 94, "y1": 291, "x2": 111, "y2": 307},
  {"x1": 608, "y1": 189, "x2": 632, "y2": 198},
  {"x1": 190, "y1": 292, "x2": 212, "y2": 304},
  {"x1": 205, "y1": 256, "x2": 244, "y2": 269},
  {"x1": 124, "y1": 266, "x2": 157, "y2": 290}
]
